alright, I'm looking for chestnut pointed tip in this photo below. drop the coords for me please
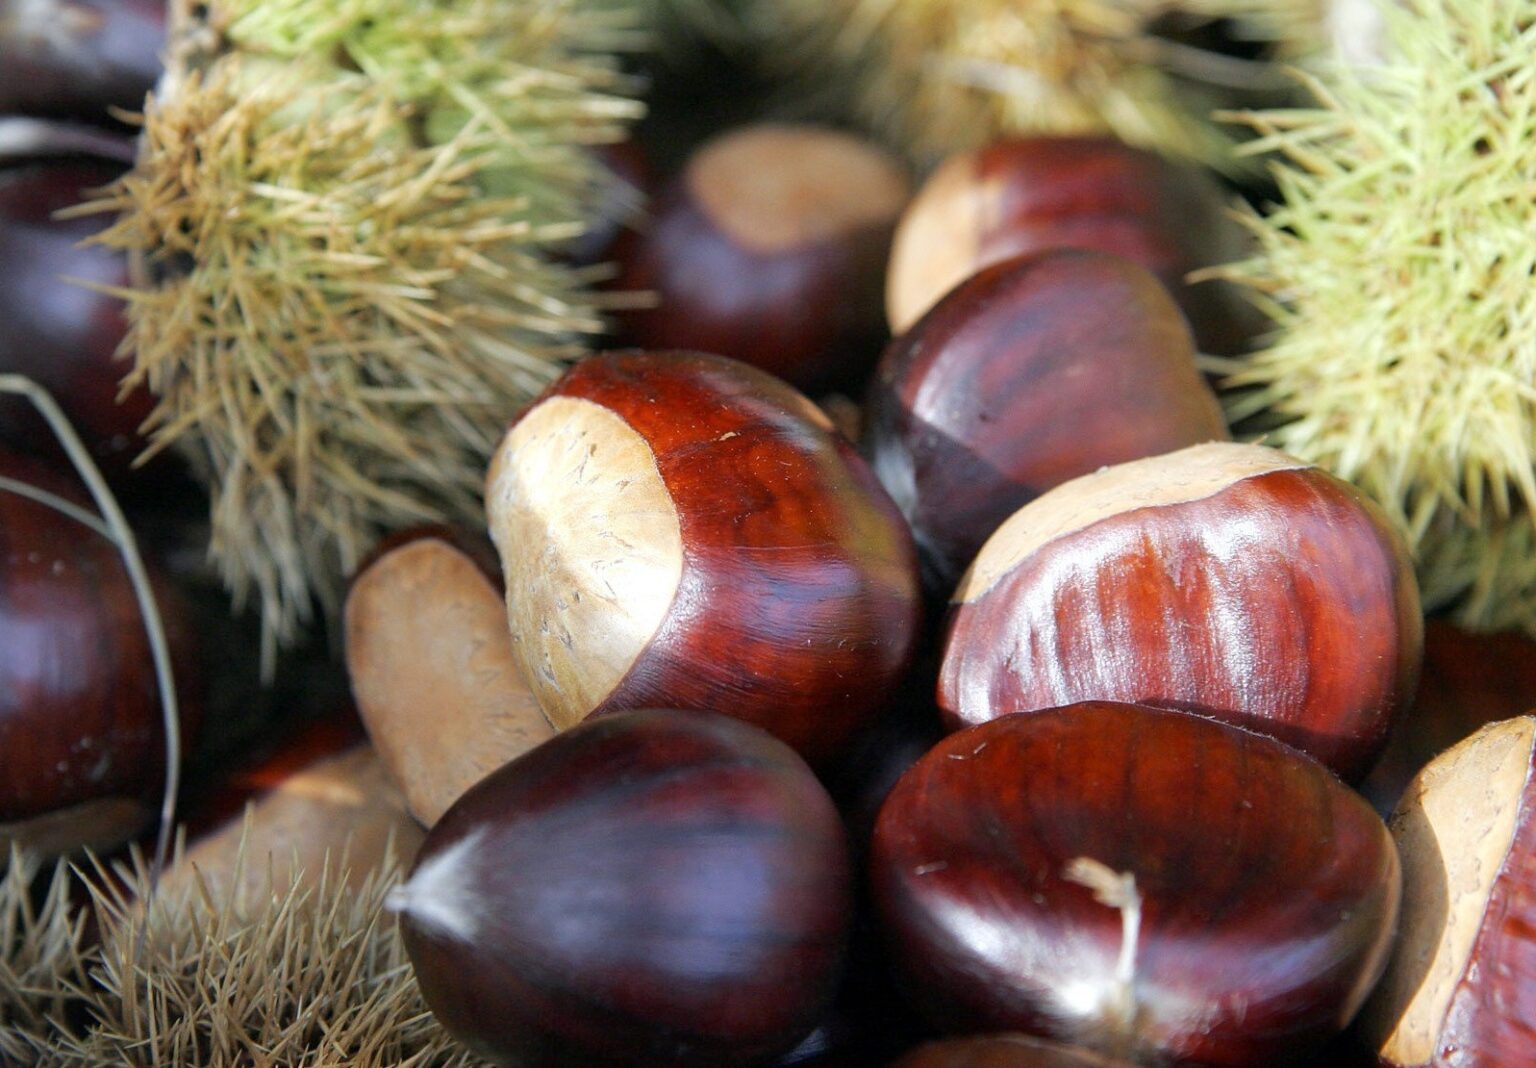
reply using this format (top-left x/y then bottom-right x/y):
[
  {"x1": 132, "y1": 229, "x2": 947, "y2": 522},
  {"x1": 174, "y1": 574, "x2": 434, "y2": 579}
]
[{"x1": 391, "y1": 826, "x2": 487, "y2": 943}]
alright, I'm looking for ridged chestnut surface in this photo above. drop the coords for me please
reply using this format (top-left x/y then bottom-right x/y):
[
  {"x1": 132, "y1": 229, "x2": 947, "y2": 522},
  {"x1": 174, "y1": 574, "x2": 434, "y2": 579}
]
[
  {"x1": 391, "y1": 708, "x2": 853, "y2": 1067},
  {"x1": 872, "y1": 702, "x2": 1401, "y2": 1066},
  {"x1": 486, "y1": 351, "x2": 921, "y2": 766},
  {"x1": 862, "y1": 248, "x2": 1226, "y2": 593},
  {"x1": 940, "y1": 441, "x2": 1422, "y2": 780},
  {"x1": 884, "y1": 136, "x2": 1257, "y2": 356},
  {"x1": 1360, "y1": 716, "x2": 1536, "y2": 1066},
  {"x1": 611, "y1": 125, "x2": 911, "y2": 391}
]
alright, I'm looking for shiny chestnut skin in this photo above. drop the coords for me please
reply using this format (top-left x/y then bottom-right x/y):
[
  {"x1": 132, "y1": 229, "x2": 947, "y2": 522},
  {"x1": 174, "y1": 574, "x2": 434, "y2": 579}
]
[
  {"x1": 0, "y1": 159, "x2": 152, "y2": 470},
  {"x1": 862, "y1": 248, "x2": 1227, "y2": 594},
  {"x1": 485, "y1": 351, "x2": 921, "y2": 767},
  {"x1": 0, "y1": 450, "x2": 200, "y2": 854},
  {"x1": 610, "y1": 125, "x2": 911, "y2": 391},
  {"x1": 1360, "y1": 716, "x2": 1536, "y2": 1067},
  {"x1": 940, "y1": 441, "x2": 1422, "y2": 781},
  {"x1": 885, "y1": 136, "x2": 1258, "y2": 356},
  {"x1": 0, "y1": 0, "x2": 164, "y2": 121},
  {"x1": 391, "y1": 708, "x2": 854, "y2": 1067},
  {"x1": 872, "y1": 702, "x2": 1401, "y2": 1066}
]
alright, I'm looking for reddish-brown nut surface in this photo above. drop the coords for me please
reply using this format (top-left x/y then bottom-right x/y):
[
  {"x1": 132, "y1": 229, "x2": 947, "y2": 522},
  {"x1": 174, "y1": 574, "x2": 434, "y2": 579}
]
[
  {"x1": 345, "y1": 528, "x2": 555, "y2": 827},
  {"x1": 486, "y1": 351, "x2": 921, "y2": 767},
  {"x1": 884, "y1": 136, "x2": 1257, "y2": 356},
  {"x1": 863, "y1": 248, "x2": 1227, "y2": 593},
  {"x1": 872, "y1": 702, "x2": 1401, "y2": 1066},
  {"x1": 1360, "y1": 716, "x2": 1536, "y2": 1066},
  {"x1": 611, "y1": 124, "x2": 911, "y2": 391},
  {"x1": 0, "y1": 451, "x2": 199, "y2": 853},
  {"x1": 0, "y1": 0, "x2": 164, "y2": 120},
  {"x1": 0, "y1": 160, "x2": 152, "y2": 469},
  {"x1": 391, "y1": 708, "x2": 853, "y2": 1067},
  {"x1": 940, "y1": 441, "x2": 1422, "y2": 780}
]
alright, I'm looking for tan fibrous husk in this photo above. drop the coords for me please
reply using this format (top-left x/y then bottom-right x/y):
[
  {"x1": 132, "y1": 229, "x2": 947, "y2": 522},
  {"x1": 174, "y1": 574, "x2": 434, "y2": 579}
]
[
  {"x1": 81, "y1": 0, "x2": 643, "y2": 663},
  {"x1": 1215, "y1": 0, "x2": 1536, "y2": 636},
  {"x1": 755, "y1": 0, "x2": 1327, "y2": 170},
  {"x1": 2, "y1": 836, "x2": 481, "y2": 1067}
]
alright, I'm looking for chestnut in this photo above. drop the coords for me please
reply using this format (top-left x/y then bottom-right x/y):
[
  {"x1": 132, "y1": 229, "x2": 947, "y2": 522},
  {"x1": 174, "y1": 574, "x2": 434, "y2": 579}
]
[
  {"x1": 485, "y1": 351, "x2": 921, "y2": 767},
  {"x1": 884, "y1": 136, "x2": 1258, "y2": 356},
  {"x1": 0, "y1": 158, "x2": 152, "y2": 471},
  {"x1": 389, "y1": 708, "x2": 853, "y2": 1067},
  {"x1": 345, "y1": 528, "x2": 554, "y2": 826},
  {"x1": 0, "y1": 0, "x2": 164, "y2": 122},
  {"x1": 1358, "y1": 715, "x2": 1536, "y2": 1066},
  {"x1": 0, "y1": 450, "x2": 200, "y2": 856},
  {"x1": 872, "y1": 701, "x2": 1401, "y2": 1065},
  {"x1": 609, "y1": 124, "x2": 911, "y2": 391},
  {"x1": 862, "y1": 248, "x2": 1227, "y2": 594},
  {"x1": 893, "y1": 1034, "x2": 1136, "y2": 1068},
  {"x1": 940, "y1": 441, "x2": 1422, "y2": 780}
]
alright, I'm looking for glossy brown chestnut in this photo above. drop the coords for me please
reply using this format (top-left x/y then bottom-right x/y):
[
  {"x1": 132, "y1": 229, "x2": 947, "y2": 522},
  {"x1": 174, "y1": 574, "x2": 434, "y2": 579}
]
[
  {"x1": 1359, "y1": 621, "x2": 1536, "y2": 815},
  {"x1": 892, "y1": 1034, "x2": 1136, "y2": 1068},
  {"x1": 940, "y1": 441, "x2": 1422, "y2": 780},
  {"x1": 872, "y1": 702, "x2": 1401, "y2": 1066},
  {"x1": 610, "y1": 125, "x2": 911, "y2": 391},
  {"x1": 0, "y1": 159, "x2": 152, "y2": 470},
  {"x1": 0, "y1": 451, "x2": 199, "y2": 855},
  {"x1": 0, "y1": 0, "x2": 164, "y2": 121},
  {"x1": 1359, "y1": 716, "x2": 1536, "y2": 1066},
  {"x1": 884, "y1": 136, "x2": 1258, "y2": 356},
  {"x1": 390, "y1": 708, "x2": 853, "y2": 1067},
  {"x1": 862, "y1": 249, "x2": 1227, "y2": 594},
  {"x1": 485, "y1": 351, "x2": 921, "y2": 767},
  {"x1": 345, "y1": 528, "x2": 555, "y2": 826}
]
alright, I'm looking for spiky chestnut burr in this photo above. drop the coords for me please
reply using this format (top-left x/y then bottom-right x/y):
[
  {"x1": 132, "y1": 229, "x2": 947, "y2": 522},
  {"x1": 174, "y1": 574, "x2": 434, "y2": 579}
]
[
  {"x1": 940, "y1": 441, "x2": 1422, "y2": 780},
  {"x1": 1360, "y1": 716, "x2": 1536, "y2": 1066},
  {"x1": 1215, "y1": 0, "x2": 1536, "y2": 637},
  {"x1": 757, "y1": 0, "x2": 1323, "y2": 169},
  {"x1": 485, "y1": 351, "x2": 921, "y2": 767},
  {"x1": 389, "y1": 708, "x2": 853, "y2": 1067},
  {"x1": 872, "y1": 702, "x2": 1401, "y2": 1065},
  {"x1": 83, "y1": 0, "x2": 643, "y2": 660}
]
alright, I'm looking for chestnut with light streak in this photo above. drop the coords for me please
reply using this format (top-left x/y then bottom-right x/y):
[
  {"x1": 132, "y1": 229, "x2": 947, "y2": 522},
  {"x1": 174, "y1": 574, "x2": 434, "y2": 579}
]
[
  {"x1": 872, "y1": 702, "x2": 1401, "y2": 1065},
  {"x1": 939, "y1": 441, "x2": 1422, "y2": 780}
]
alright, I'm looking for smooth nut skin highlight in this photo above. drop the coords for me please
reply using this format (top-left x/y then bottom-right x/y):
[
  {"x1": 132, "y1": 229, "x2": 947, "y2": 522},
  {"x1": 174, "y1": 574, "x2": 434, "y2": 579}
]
[
  {"x1": 392, "y1": 708, "x2": 853, "y2": 1067},
  {"x1": 885, "y1": 136, "x2": 1257, "y2": 357},
  {"x1": 611, "y1": 124, "x2": 911, "y2": 392},
  {"x1": 872, "y1": 702, "x2": 1402, "y2": 1067},
  {"x1": 487, "y1": 351, "x2": 922, "y2": 767},
  {"x1": 941, "y1": 441, "x2": 1423, "y2": 781},
  {"x1": 1362, "y1": 716, "x2": 1536, "y2": 1067},
  {"x1": 862, "y1": 248, "x2": 1227, "y2": 594}
]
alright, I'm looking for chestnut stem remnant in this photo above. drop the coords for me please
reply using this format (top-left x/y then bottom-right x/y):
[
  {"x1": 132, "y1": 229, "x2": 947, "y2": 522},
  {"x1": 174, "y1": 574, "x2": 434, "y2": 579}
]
[
  {"x1": 1065, "y1": 857, "x2": 1143, "y2": 1055},
  {"x1": 0, "y1": 374, "x2": 179, "y2": 886}
]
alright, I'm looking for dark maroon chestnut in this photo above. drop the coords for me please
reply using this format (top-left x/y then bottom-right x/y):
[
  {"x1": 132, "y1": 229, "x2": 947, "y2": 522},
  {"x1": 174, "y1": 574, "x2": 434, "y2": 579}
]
[
  {"x1": 0, "y1": 0, "x2": 165, "y2": 122},
  {"x1": 872, "y1": 702, "x2": 1401, "y2": 1066},
  {"x1": 940, "y1": 441, "x2": 1422, "y2": 780},
  {"x1": 1359, "y1": 716, "x2": 1536, "y2": 1067},
  {"x1": 892, "y1": 1034, "x2": 1136, "y2": 1068},
  {"x1": 884, "y1": 136, "x2": 1258, "y2": 356},
  {"x1": 485, "y1": 351, "x2": 921, "y2": 767},
  {"x1": 0, "y1": 158, "x2": 152, "y2": 470},
  {"x1": 0, "y1": 450, "x2": 200, "y2": 856},
  {"x1": 561, "y1": 137, "x2": 652, "y2": 267},
  {"x1": 610, "y1": 124, "x2": 911, "y2": 391},
  {"x1": 863, "y1": 248, "x2": 1227, "y2": 594},
  {"x1": 389, "y1": 708, "x2": 853, "y2": 1067}
]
